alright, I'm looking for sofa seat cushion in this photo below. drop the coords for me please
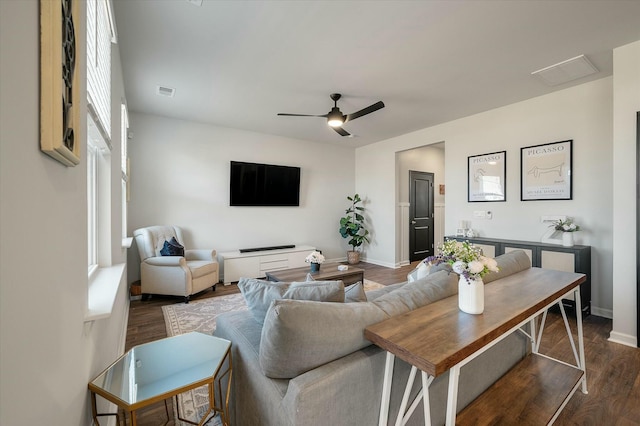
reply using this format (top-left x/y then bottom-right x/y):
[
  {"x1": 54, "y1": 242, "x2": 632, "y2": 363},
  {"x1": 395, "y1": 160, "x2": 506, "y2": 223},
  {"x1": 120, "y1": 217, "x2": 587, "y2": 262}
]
[
  {"x1": 187, "y1": 260, "x2": 218, "y2": 279},
  {"x1": 259, "y1": 270, "x2": 458, "y2": 379},
  {"x1": 238, "y1": 278, "x2": 345, "y2": 324}
]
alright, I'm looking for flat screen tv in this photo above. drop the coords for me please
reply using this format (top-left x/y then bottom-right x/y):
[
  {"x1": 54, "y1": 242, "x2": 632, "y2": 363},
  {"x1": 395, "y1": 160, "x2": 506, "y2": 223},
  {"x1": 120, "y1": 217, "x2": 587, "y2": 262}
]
[{"x1": 230, "y1": 161, "x2": 301, "y2": 206}]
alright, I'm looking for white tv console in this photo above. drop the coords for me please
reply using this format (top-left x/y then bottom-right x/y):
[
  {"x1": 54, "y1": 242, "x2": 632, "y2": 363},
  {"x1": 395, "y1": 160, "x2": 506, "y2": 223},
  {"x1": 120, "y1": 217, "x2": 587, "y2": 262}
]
[{"x1": 219, "y1": 245, "x2": 315, "y2": 284}]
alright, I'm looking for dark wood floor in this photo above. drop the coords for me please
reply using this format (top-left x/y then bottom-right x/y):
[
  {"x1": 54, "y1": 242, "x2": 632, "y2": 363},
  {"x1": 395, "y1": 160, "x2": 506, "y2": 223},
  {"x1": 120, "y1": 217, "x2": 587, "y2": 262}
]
[{"x1": 124, "y1": 262, "x2": 640, "y2": 425}]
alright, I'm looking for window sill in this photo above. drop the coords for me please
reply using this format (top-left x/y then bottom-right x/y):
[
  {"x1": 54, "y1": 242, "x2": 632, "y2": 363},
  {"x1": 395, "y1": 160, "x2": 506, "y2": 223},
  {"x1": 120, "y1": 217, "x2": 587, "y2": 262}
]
[
  {"x1": 122, "y1": 237, "x2": 133, "y2": 248},
  {"x1": 85, "y1": 263, "x2": 126, "y2": 322}
]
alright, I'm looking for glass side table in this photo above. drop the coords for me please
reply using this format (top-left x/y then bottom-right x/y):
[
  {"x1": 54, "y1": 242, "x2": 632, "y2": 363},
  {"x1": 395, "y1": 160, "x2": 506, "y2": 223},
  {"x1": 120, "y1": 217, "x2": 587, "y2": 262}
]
[{"x1": 89, "y1": 332, "x2": 232, "y2": 426}]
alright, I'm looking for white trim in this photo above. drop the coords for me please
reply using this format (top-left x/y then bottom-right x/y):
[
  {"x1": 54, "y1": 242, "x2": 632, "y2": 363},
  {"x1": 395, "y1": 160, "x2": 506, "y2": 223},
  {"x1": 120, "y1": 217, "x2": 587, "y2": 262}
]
[
  {"x1": 85, "y1": 263, "x2": 126, "y2": 321},
  {"x1": 608, "y1": 331, "x2": 638, "y2": 348},
  {"x1": 591, "y1": 306, "x2": 613, "y2": 319},
  {"x1": 121, "y1": 237, "x2": 133, "y2": 248}
]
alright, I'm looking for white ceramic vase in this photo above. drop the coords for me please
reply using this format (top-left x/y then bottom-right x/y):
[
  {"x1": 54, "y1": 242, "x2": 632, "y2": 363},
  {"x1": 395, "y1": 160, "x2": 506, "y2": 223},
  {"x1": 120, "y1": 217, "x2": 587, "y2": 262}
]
[
  {"x1": 458, "y1": 275, "x2": 484, "y2": 314},
  {"x1": 562, "y1": 232, "x2": 574, "y2": 247}
]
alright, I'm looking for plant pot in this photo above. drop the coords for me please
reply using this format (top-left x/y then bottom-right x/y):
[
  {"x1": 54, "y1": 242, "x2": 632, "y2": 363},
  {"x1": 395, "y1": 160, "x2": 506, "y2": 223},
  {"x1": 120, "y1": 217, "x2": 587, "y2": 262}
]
[
  {"x1": 458, "y1": 275, "x2": 484, "y2": 314},
  {"x1": 310, "y1": 262, "x2": 320, "y2": 273},
  {"x1": 347, "y1": 251, "x2": 360, "y2": 264},
  {"x1": 562, "y1": 232, "x2": 574, "y2": 247}
]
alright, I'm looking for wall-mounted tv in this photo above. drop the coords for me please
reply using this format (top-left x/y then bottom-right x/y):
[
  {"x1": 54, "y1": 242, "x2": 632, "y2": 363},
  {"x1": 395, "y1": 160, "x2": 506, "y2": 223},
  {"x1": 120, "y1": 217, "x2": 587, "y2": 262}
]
[{"x1": 230, "y1": 161, "x2": 301, "y2": 206}]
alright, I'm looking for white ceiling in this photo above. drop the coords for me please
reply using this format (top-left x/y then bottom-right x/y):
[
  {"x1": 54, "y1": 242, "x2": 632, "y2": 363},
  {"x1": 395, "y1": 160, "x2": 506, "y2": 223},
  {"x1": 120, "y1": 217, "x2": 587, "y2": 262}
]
[{"x1": 112, "y1": 0, "x2": 640, "y2": 148}]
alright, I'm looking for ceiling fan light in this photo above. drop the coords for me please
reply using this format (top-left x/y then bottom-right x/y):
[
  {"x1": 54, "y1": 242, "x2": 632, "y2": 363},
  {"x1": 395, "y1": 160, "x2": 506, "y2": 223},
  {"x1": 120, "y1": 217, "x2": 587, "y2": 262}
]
[
  {"x1": 327, "y1": 118, "x2": 344, "y2": 127},
  {"x1": 327, "y1": 109, "x2": 344, "y2": 127}
]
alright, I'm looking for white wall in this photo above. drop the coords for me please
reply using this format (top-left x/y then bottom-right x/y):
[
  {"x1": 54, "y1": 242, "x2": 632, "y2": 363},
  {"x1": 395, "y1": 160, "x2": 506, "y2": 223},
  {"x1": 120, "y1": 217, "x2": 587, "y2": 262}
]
[
  {"x1": 396, "y1": 145, "x2": 445, "y2": 205},
  {"x1": 127, "y1": 113, "x2": 356, "y2": 282},
  {"x1": 357, "y1": 78, "x2": 614, "y2": 315},
  {"x1": 0, "y1": 2, "x2": 130, "y2": 424},
  {"x1": 611, "y1": 40, "x2": 640, "y2": 347}
]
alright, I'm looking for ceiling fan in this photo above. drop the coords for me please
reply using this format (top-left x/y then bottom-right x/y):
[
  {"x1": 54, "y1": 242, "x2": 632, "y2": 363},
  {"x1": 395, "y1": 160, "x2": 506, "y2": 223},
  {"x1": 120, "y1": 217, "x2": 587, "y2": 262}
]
[{"x1": 278, "y1": 93, "x2": 385, "y2": 137}]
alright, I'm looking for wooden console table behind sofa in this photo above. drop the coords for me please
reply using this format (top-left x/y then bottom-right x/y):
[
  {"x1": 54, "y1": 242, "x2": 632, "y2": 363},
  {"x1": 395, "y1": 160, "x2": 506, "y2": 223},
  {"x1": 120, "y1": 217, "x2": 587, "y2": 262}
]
[{"x1": 365, "y1": 267, "x2": 588, "y2": 426}]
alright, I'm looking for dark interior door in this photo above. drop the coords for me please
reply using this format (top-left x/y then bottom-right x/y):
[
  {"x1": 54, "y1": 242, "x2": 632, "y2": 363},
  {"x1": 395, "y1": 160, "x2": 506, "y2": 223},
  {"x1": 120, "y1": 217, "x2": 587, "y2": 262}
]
[{"x1": 409, "y1": 171, "x2": 434, "y2": 262}]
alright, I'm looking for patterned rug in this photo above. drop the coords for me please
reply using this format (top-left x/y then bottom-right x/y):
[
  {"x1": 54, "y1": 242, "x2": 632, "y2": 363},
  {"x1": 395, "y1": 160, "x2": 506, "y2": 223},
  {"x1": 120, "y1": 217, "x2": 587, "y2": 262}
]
[{"x1": 161, "y1": 279, "x2": 385, "y2": 425}]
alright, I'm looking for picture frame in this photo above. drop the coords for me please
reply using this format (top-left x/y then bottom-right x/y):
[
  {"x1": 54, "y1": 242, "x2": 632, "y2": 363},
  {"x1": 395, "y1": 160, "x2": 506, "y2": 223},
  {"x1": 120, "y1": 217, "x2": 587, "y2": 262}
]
[
  {"x1": 468, "y1": 151, "x2": 506, "y2": 202},
  {"x1": 40, "y1": 0, "x2": 81, "y2": 166},
  {"x1": 521, "y1": 140, "x2": 572, "y2": 201}
]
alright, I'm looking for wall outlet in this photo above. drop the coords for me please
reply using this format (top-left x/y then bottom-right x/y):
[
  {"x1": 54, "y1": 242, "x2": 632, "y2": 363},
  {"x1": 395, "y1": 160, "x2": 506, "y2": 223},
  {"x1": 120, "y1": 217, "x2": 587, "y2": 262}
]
[
  {"x1": 473, "y1": 210, "x2": 492, "y2": 219},
  {"x1": 541, "y1": 215, "x2": 567, "y2": 223}
]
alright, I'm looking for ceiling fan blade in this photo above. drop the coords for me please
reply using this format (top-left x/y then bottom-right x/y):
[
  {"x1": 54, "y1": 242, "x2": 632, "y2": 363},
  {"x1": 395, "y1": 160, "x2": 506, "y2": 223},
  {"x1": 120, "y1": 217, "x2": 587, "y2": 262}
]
[
  {"x1": 277, "y1": 113, "x2": 328, "y2": 117},
  {"x1": 345, "y1": 101, "x2": 385, "y2": 122},
  {"x1": 333, "y1": 126, "x2": 351, "y2": 137}
]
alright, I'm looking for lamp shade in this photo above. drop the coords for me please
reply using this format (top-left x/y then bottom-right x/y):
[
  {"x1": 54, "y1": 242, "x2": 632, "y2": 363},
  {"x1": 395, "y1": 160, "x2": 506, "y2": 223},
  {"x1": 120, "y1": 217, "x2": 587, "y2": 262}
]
[{"x1": 326, "y1": 108, "x2": 345, "y2": 127}]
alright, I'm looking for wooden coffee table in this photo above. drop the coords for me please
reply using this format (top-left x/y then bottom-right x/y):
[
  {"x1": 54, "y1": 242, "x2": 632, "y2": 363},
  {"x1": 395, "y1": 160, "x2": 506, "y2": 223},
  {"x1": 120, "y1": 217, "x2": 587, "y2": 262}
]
[{"x1": 265, "y1": 262, "x2": 364, "y2": 286}]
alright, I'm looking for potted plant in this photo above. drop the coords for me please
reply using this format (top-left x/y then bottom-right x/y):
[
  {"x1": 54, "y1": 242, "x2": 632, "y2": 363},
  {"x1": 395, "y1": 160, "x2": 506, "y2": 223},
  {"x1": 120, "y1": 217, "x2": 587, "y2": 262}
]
[
  {"x1": 339, "y1": 193, "x2": 370, "y2": 264},
  {"x1": 550, "y1": 218, "x2": 581, "y2": 247}
]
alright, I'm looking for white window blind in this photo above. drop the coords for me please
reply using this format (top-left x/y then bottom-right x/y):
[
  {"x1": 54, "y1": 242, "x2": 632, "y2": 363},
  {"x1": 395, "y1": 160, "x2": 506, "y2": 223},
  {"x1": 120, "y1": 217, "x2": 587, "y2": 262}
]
[{"x1": 87, "y1": 0, "x2": 115, "y2": 141}]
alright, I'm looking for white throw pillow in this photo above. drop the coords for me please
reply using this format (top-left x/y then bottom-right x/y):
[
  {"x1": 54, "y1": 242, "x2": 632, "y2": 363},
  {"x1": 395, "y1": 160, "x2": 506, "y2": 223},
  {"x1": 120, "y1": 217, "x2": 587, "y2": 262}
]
[{"x1": 408, "y1": 262, "x2": 431, "y2": 282}]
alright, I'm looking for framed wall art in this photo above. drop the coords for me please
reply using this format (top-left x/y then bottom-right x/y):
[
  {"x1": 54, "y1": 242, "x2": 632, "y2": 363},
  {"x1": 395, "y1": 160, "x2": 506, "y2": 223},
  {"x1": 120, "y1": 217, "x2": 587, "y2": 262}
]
[
  {"x1": 468, "y1": 151, "x2": 506, "y2": 202},
  {"x1": 40, "y1": 0, "x2": 81, "y2": 166},
  {"x1": 521, "y1": 140, "x2": 572, "y2": 201}
]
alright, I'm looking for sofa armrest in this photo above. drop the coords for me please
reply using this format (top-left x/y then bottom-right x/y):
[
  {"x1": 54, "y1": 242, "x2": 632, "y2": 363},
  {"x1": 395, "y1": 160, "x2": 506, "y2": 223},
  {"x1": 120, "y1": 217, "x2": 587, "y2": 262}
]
[
  {"x1": 143, "y1": 256, "x2": 187, "y2": 267},
  {"x1": 185, "y1": 249, "x2": 216, "y2": 261}
]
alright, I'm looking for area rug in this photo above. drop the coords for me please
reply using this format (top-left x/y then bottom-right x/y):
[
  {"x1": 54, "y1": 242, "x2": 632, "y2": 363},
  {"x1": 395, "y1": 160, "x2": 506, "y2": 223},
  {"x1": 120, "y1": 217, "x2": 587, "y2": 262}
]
[{"x1": 162, "y1": 279, "x2": 385, "y2": 425}]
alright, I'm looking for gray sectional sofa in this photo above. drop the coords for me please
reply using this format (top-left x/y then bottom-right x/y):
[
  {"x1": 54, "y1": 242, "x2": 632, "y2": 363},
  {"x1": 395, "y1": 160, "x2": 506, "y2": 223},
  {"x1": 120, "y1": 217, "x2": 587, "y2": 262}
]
[{"x1": 213, "y1": 250, "x2": 532, "y2": 426}]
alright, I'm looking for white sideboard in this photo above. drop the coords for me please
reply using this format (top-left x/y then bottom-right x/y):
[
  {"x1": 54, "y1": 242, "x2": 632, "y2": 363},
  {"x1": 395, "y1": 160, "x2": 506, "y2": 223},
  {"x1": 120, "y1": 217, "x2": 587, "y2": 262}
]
[{"x1": 219, "y1": 245, "x2": 315, "y2": 284}]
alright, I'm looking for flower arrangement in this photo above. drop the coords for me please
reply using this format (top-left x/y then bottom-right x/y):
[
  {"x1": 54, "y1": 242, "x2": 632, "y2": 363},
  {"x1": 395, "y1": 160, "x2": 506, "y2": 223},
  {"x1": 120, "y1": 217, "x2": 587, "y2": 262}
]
[
  {"x1": 551, "y1": 218, "x2": 580, "y2": 232},
  {"x1": 305, "y1": 250, "x2": 325, "y2": 264},
  {"x1": 423, "y1": 239, "x2": 499, "y2": 283}
]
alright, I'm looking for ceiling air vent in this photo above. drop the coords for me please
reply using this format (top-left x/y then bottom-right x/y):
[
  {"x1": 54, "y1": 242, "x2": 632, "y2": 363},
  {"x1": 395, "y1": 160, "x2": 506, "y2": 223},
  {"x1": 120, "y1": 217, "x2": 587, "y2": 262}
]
[
  {"x1": 156, "y1": 85, "x2": 175, "y2": 98},
  {"x1": 531, "y1": 55, "x2": 598, "y2": 87}
]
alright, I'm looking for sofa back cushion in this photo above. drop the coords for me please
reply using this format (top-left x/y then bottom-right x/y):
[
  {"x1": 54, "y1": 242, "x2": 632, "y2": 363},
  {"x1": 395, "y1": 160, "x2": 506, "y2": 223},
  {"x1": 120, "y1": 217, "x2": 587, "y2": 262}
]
[
  {"x1": 259, "y1": 270, "x2": 458, "y2": 379},
  {"x1": 483, "y1": 249, "x2": 531, "y2": 284},
  {"x1": 238, "y1": 278, "x2": 345, "y2": 324}
]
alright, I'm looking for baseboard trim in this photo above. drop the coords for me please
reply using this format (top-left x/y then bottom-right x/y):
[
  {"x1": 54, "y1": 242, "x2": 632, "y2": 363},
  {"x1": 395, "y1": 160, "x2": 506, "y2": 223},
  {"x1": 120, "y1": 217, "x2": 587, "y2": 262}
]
[
  {"x1": 608, "y1": 331, "x2": 638, "y2": 348},
  {"x1": 591, "y1": 306, "x2": 613, "y2": 319}
]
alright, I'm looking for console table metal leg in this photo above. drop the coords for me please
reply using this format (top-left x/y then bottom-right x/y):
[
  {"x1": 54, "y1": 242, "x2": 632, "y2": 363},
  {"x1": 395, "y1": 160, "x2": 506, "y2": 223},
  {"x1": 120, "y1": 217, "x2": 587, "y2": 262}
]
[
  {"x1": 421, "y1": 371, "x2": 433, "y2": 426},
  {"x1": 379, "y1": 352, "x2": 395, "y2": 426},
  {"x1": 395, "y1": 366, "x2": 417, "y2": 426},
  {"x1": 574, "y1": 289, "x2": 588, "y2": 394},
  {"x1": 444, "y1": 364, "x2": 461, "y2": 426}
]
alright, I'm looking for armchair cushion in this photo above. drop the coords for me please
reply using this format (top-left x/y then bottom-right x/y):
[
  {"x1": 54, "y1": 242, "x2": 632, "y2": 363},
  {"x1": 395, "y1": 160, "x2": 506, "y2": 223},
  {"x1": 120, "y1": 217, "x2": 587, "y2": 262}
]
[{"x1": 160, "y1": 237, "x2": 185, "y2": 256}]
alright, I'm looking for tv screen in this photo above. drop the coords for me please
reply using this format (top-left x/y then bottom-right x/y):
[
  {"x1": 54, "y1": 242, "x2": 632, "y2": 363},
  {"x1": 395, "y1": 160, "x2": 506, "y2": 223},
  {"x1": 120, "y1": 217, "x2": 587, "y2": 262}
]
[{"x1": 230, "y1": 161, "x2": 301, "y2": 206}]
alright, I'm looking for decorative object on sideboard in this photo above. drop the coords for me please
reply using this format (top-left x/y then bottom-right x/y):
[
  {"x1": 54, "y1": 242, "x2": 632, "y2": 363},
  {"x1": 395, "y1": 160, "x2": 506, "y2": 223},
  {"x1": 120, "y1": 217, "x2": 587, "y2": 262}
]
[
  {"x1": 456, "y1": 220, "x2": 468, "y2": 237},
  {"x1": 339, "y1": 194, "x2": 370, "y2": 264},
  {"x1": 551, "y1": 218, "x2": 581, "y2": 247},
  {"x1": 305, "y1": 250, "x2": 325, "y2": 272},
  {"x1": 468, "y1": 151, "x2": 506, "y2": 202},
  {"x1": 521, "y1": 140, "x2": 573, "y2": 201},
  {"x1": 540, "y1": 215, "x2": 581, "y2": 247},
  {"x1": 423, "y1": 239, "x2": 499, "y2": 314}
]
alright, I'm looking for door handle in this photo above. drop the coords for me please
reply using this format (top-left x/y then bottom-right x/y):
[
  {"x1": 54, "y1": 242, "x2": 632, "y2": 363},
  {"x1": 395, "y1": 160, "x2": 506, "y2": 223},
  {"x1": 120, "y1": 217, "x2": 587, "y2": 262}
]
[{"x1": 411, "y1": 220, "x2": 416, "y2": 224}]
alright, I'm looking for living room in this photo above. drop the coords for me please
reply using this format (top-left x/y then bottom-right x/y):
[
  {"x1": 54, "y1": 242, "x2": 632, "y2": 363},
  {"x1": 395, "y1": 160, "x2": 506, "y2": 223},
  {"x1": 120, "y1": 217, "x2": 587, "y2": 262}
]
[{"x1": 1, "y1": 1, "x2": 639, "y2": 426}]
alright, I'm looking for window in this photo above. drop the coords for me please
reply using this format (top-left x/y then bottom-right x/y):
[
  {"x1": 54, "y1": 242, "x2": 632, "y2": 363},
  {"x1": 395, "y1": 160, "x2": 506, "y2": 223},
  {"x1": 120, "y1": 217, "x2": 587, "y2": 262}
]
[
  {"x1": 86, "y1": 0, "x2": 114, "y2": 274},
  {"x1": 85, "y1": 0, "x2": 126, "y2": 320},
  {"x1": 121, "y1": 103, "x2": 129, "y2": 240},
  {"x1": 87, "y1": 0, "x2": 115, "y2": 139}
]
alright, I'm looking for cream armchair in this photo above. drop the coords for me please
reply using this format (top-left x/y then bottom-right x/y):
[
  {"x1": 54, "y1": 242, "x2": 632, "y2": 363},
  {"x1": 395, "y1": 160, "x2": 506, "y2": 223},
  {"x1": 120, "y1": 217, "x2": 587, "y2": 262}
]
[{"x1": 133, "y1": 225, "x2": 219, "y2": 303}]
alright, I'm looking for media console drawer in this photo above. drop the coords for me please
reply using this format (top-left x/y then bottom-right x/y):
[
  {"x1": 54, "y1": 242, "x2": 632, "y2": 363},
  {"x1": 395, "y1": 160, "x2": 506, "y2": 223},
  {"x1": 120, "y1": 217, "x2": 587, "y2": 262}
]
[{"x1": 220, "y1": 245, "x2": 315, "y2": 284}]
